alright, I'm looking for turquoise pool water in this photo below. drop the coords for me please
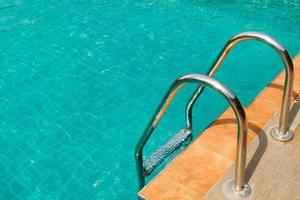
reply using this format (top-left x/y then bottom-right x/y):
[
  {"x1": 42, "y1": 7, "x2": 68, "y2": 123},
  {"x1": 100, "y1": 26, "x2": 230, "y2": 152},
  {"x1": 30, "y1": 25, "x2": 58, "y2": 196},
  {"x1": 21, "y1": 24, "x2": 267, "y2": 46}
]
[{"x1": 0, "y1": 0, "x2": 300, "y2": 199}]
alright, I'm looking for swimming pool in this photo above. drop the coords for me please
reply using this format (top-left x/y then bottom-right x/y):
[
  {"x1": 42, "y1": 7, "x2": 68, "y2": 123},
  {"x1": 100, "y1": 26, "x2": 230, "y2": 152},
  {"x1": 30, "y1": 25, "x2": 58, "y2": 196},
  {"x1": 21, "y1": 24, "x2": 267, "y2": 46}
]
[{"x1": 0, "y1": 0, "x2": 299, "y2": 199}]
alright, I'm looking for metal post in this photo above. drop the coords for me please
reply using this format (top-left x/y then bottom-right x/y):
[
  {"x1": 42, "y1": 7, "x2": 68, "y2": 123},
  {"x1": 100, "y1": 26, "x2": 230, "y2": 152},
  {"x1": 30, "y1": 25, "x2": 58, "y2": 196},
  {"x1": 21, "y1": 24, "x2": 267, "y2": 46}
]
[
  {"x1": 185, "y1": 31, "x2": 294, "y2": 142},
  {"x1": 135, "y1": 74, "x2": 251, "y2": 198}
]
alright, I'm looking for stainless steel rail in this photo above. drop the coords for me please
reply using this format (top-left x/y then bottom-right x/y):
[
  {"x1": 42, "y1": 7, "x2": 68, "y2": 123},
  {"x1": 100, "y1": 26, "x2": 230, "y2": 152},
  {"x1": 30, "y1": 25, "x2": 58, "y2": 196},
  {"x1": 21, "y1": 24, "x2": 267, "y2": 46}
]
[
  {"x1": 185, "y1": 31, "x2": 294, "y2": 142},
  {"x1": 135, "y1": 74, "x2": 251, "y2": 197}
]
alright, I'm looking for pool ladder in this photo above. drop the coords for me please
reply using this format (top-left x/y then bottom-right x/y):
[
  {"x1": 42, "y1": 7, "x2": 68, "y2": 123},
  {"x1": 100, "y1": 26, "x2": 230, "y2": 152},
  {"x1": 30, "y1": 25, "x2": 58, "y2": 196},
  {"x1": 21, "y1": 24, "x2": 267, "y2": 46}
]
[{"x1": 135, "y1": 31, "x2": 294, "y2": 198}]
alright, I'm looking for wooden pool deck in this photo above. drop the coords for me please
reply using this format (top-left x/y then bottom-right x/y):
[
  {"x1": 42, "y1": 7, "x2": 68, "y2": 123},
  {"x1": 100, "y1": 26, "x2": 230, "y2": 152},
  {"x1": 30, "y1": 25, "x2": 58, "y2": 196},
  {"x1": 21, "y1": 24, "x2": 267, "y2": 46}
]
[{"x1": 138, "y1": 53, "x2": 300, "y2": 200}]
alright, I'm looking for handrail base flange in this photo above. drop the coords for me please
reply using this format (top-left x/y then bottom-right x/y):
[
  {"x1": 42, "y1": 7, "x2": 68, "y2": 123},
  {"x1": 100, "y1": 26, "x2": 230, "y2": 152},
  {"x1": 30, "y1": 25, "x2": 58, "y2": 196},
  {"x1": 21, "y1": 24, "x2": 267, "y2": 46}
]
[
  {"x1": 270, "y1": 126, "x2": 293, "y2": 142},
  {"x1": 223, "y1": 179, "x2": 251, "y2": 199}
]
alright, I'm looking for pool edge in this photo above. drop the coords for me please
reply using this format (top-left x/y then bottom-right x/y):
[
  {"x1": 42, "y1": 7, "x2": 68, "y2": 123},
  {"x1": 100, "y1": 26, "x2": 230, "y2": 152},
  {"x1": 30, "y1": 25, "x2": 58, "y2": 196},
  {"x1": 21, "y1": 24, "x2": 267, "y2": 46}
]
[{"x1": 138, "y1": 53, "x2": 300, "y2": 200}]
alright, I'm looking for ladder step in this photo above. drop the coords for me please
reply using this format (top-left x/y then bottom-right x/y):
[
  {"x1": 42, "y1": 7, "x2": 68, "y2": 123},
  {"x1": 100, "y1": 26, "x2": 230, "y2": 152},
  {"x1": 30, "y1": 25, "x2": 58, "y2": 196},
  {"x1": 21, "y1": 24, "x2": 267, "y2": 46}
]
[{"x1": 143, "y1": 128, "x2": 192, "y2": 175}]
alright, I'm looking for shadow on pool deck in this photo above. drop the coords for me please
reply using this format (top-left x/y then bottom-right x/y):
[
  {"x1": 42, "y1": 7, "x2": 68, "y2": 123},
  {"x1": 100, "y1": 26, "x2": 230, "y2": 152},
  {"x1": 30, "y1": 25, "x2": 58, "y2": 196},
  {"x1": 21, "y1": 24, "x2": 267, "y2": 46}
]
[
  {"x1": 138, "y1": 53, "x2": 300, "y2": 200},
  {"x1": 204, "y1": 99, "x2": 300, "y2": 200}
]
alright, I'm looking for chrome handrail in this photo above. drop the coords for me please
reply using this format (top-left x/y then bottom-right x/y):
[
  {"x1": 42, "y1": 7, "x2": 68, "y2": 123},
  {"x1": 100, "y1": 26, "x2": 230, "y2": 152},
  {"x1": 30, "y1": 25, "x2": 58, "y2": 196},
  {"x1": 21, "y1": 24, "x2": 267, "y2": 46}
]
[
  {"x1": 185, "y1": 31, "x2": 294, "y2": 142},
  {"x1": 135, "y1": 74, "x2": 251, "y2": 197}
]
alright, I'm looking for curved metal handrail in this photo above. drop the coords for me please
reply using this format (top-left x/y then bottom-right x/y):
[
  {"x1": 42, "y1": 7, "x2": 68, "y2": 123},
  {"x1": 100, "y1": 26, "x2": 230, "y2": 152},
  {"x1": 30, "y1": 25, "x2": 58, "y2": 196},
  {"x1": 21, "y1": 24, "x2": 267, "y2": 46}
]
[
  {"x1": 135, "y1": 74, "x2": 250, "y2": 197},
  {"x1": 185, "y1": 31, "x2": 294, "y2": 141}
]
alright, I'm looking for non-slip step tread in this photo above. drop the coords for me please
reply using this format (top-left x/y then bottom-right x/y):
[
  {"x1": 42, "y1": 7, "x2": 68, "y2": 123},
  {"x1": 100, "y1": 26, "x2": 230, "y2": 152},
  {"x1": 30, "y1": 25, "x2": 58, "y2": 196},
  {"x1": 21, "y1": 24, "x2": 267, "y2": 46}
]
[{"x1": 143, "y1": 128, "x2": 192, "y2": 175}]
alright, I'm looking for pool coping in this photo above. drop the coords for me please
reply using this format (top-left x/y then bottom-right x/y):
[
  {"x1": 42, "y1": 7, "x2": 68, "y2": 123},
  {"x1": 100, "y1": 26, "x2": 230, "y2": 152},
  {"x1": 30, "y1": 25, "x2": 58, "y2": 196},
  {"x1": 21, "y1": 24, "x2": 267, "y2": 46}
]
[
  {"x1": 138, "y1": 53, "x2": 300, "y2": 200},
  {"x1": 203, "y1": 98, "x2": 300, "y2": 199}
]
